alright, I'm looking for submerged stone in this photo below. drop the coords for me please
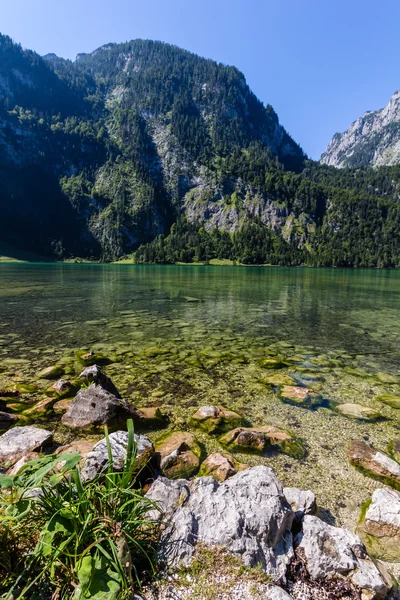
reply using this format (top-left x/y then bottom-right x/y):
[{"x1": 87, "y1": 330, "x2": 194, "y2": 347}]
[
  {"x1": 219, "y1": 426, "x2": 305, "y2": 459},
  {"x1": 76, "y1": 350, "x2": 114, "y2": 367},
  {"x1": 374, "y1": 372, "x2": 399, "y2": 384},
  {"x1": 23, "y1": 397, "x2": 57, "y2": 417},
  {"x1": 348, "y1": 440, "x2": 400, "y2": 490},
  {"x1": 336, "y1": 403, "x2": 382, "y2": 422},
  {"x1": 278, "y1": 386, "x2": 314, "y2": 407},
  {"x1": 260, "y1": 358, "x2": 287, "y2": 369},
  {"x1": 37, "y1": 365, "x2": 65, "y2": 380},
  {"x1": 376, "y1": 394, "x2": 400, "y2": 409},
  {"x1": 190, "y1": 405, "x2": 245, "y2": 434},
  {"x1": 260, "y1": 373, "x2": 297, "y2": 387}
]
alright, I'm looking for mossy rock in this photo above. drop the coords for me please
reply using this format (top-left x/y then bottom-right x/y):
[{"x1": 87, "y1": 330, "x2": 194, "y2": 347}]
[
  {"x1": 141, "y1": 346, "x2": 171, "y2": 358},
  {"x1": 259, "y1": 373, "x2": 297, "y2": 387},
  {"x1": 37, "y1": 365, "x2": 65, "y2": 380},
  {"x1": 53, "y1": 397, "x2": 74, "y2": 415},
  {"x1": 75, "y1": 351, "x2": 114, "y2": 367},
  {"x1": 22, "y1": 397, "x2": 57, "y2": 417},
  {"x1": 259, "y1": 358, "x2": 287, "y2": 369},
  {"x1": 46, "y1": 379, "x2": 81, "y2": 399},
  {"x1": 344, "y1": 367, "x2": 372, "y2": 378},
  {"x1": 335, "y1": 403, "x2": 382, "y2": 422},
  {"x1": 14, "y1": 383, "x2": 38, "y2": 393},
  {"x1": 278, "y1": 385, "x2": 315, "y2": 408},
  {"x1": 387, "y1": 440, "x2": 400, "y2": 463},
  {"x1": 155, "y1": 431, "x2": 202, "y2": 479},
  {"x1": 219, "y1": 426, "x2": 305, "y2": 459},
  {"x1": 374, "y1": 372, "x2": 400, "y2": 385},
  {"x1": 198, "y1": 452, "x2": 238, "y2": 482},
  {"x1": 376, "y1": 394, "x2": 400, "y2": 409},
  {"x1": 190, "y1": 405, "x2": 245, "y2": 434},
  {"x1": 132, "y1": 406, "x2": 168, "y2": 430},
  {"x1": 357, "y1": 489, "x2": 400, "y2": 562}
]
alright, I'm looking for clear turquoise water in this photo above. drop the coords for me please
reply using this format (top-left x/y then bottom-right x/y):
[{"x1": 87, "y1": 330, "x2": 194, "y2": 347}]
[{"x1": 1, "y1": 264, "x2": 400, "y2": 529}]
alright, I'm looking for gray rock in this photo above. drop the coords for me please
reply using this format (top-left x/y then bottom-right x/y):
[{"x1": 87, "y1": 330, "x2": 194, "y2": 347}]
[
  {"x1": 266, "y1": 587, "x2": 293, "y2": 600},
  {"x1": 146, "y1": 476, "x2": 189, "y2": 522},
  {"x1": 79, "y1": 365, "x2": 121, "y2": 398},
  {"x1": 283, "y1": 487, "x2": 317, "y2": 522},
  {"x1": 61, "y1": 383, "x2": 134, "y2": 429},
  {"x1": 296, "y1": 515, "x2": 389, "y2": 599},
  {"x1": 146, "y1": 465, "x2": 294, "y2": 581},
  {"x1": 0, "y1": 425, "x2": 53, "y2": 465},
  {"x1": 81, "y1": 430, "x2": 154, "y2": 482},
  {"x1": 357, "y1": 487, "x2": 400, "y2": 562}
]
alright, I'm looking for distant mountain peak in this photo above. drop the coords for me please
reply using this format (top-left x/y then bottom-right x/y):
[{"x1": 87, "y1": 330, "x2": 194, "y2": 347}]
[{"x1": 321, "y1": 89, "x2": 400, "y2": 168}]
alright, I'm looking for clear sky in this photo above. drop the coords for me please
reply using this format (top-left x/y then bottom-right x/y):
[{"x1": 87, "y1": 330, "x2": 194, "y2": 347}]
[{"x1": 1, "y1": 0, "x2": 400, "y2": 159}]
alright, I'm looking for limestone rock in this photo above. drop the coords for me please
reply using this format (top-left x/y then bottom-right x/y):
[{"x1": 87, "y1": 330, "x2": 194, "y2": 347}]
[
  {"x1": 0, "y1": 411, "x2": 18, "y2": 430},
  {"x1": 199, "y1": 452, "x2": 237, "y2": 481},
  {"x1": 190, "y1": 405, "x2": 244, "y2": 434},
  {"x1": 336, "y1": 403, "x2": 381, "y2": 422},
  {"x1": 219, "y1": 426, "x2": 305, "y2": 459},
  {"x1": 283, "y1": 487, "x2": 317, "y2": 523},
  {"x1": 146, "y1": 466, "x2": 294, "y2": 581},
  {"x1": 357, "y1": 488, "x2": 400, "y2": 562},
  {"x1": 79, "y1": 365, "x2": 121, "y2": 398},
  {"x1": 61, "y1": 384, "x2": 135, "y2": 429},
  {"x1": 80, "y1": 430, "x2": 154, "y2": 482},
  {"x1": 0, "y1": 425, "x2": 53, "y2": 465},
  {"x1": 266, "y1": 587, "x2": 293, "y2": 600},
  {"x1": 348, "y1": 440, "x2": 400, "y2": 490},
  {"x1": 155, "y1": 431, "x2": 201, "y2": 479},
  {"x1": 296, "y1": 515, "x2": 389, "y2": 599}
]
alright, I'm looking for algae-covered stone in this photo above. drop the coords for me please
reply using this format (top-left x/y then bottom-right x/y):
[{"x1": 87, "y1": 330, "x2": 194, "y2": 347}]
[
  {"x1": 23, "y1": 397, "x2": 57, "y2": 418},
  {"x1": 190, "y1": 405, "x2": 245, "y2": 434},
  {"x1": 76, "y1": 350, "x2": 114, "y2": 367},
  {"x1": 219, "y1": 426, "x2": 305, "y2": 459},
  {"x1": 53, "y1": 397, "x2": 73, "y2": 415},
  {"x1": 357, "y1": 488, "x2": 400, "y2": 562},
  {"x1": 375, "y1": 372, "x2": 399, "y2": 384},
  {"x1": 336, "y1": 403, "x2": 382, "y2": 422},
  {"x1": 131, "y1": 406, "x2": 167, "y2": 429},
  {"x1": 199, "y1": 452, "x2": 237, "y2": 482},
  {"x1": 155, "y1": 431, "x2": 202, "y2": 479},
  {"x1": 348, "y1": 440, "x2": 400, "y2": 490},
  {"x1": 260, "y1": 358, "x2": 287, "y2": 369},
  {"x1": 376, "y1": 394, "x2": 400, "y2": 409},
  {"x1": 260, "y1": 373, "x2": 297, "y2": 387},
  {"x1": 47, "y1": 379, "x2": 80, "y2": 399},
  {"x1": 37, "y1": 365, "x2": 65, "y2": 380},
  {"x1": 278, "y1": 386, "x2": 314, "y2": 407}
]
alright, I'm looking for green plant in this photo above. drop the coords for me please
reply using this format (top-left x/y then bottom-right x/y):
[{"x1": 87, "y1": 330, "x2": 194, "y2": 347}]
[{"x1": 0, "y1": 420, "x2": 159, "y2": 600}]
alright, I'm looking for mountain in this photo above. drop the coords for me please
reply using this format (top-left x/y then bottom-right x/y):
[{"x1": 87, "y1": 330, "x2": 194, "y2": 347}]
[
  {"x1": 0, "y1": 33, "x2": 400, "y2": 267},
  {"x1": 321, "y1": 90, "x2": 400, "y2": 168}
]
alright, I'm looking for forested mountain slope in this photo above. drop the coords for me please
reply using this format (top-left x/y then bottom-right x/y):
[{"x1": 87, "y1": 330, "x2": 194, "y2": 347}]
[{"x1": 0, "y1": 33, "x2": 399, "y2": 266}]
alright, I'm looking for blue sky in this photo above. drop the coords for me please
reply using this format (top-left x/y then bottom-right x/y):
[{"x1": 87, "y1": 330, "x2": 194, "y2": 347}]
[{"x1": 1, "y1": 0, "x2": 400, "y2": 159}]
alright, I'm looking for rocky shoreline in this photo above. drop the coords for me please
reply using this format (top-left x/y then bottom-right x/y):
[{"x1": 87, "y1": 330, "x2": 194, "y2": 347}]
[{"x1": 1, "y1": 364, "x2": 400, "y2": 599}]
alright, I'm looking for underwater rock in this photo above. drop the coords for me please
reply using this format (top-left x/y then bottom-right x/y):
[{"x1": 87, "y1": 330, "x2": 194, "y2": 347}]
[
  {"x1": 131, "y1": 406, "x2": 167, "y2": 429},
  {"x1": 374, "y1": 372, "x2": 399, "y2": 384},
  {"x1": 23, "y1": 397, "x2": 57, "y2": 418},
  {"x1": 146, "y1": 466, "x2": 294, "y2": 581},
  {"x1": 190, "y1": 405, "x2": 245, "y2": 434},
  {"x1": 0, "y1": 389, "x2": 19, "y2": 398},
  {"x1": 296, "y1": 515, "x2": 389, "y2": 599},
  {"x1": 199, "y1": 452, "x2": 237, "y2": 482},
  {"x1": 260, "y1": 358, "x2": 287, "y2": 369},
  {"x1": 47, "y1": 378, "x2": 80, "y2": 399},
  {"x1": 336, "y1": 403, "x2": 382, "y2": 422},
  {"x1": 387, "y1": 439, "x2": 400, "y2": 463},
  {"x1": 61, "y1": 384, "x2": 136, "y2": 430},
  {"x1": 81, "y1": 431, "x2": 154, "y2": 482},
  {"x1": 348, "y1": 440, "x2": 400, "y2": 490},
  {"x1": 37, "y1": 365, "x2": 65, "y2": 380},
  {"x1": 0, "y1": 425, "x2": 53, "y2": 465},
  {"x1": 260, "y1": 374, "x2": 297, "y2": 387},
  {"x1": 278, "y1": 386, "x2": 315, "y2": 407},
  {"x1": 79, "y1": 365, "x2": 121, "y2": 398},
  {"x1": 155, "y1": 431, "x2": 202, "y2": 479},
  {"x1": 0, "y1": 411, "x2": 18, "y2": 430},
  {"x1": 376, "y1": 394, "x2": 400, "y2": 409},
  {"x1": 76, "y1": 350, "x2": 114, "y2": 367},
  {"x1": 283, "y1": 487, "x2": 317, "y2": 524},
  {"x1": 219, "y1": 426, "x2": 305, "y2": 459},
  {"x1": 357, "y1": 488, "x2": 400, "y2": 562}
]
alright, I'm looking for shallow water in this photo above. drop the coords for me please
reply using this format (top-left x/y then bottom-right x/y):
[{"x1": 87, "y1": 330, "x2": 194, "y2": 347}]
[{"x1": 1, "y1": 264, "x2": 400, "y2": 531}]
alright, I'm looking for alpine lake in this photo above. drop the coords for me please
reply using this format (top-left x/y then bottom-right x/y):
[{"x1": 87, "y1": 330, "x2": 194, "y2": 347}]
[{"x1": 1, "y1": 263, "x2": 400, "y2": 533}]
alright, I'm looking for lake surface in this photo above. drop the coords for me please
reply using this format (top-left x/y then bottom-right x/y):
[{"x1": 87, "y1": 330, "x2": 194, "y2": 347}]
[{"x1": 1, "y1": 264, "x2": 400, "y2": 530}]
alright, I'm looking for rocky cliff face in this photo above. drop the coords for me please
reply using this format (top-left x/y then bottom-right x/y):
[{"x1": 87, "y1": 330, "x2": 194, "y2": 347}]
[{"x1": 321, "y1": 90, "x2": 400, "y2": 168}]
